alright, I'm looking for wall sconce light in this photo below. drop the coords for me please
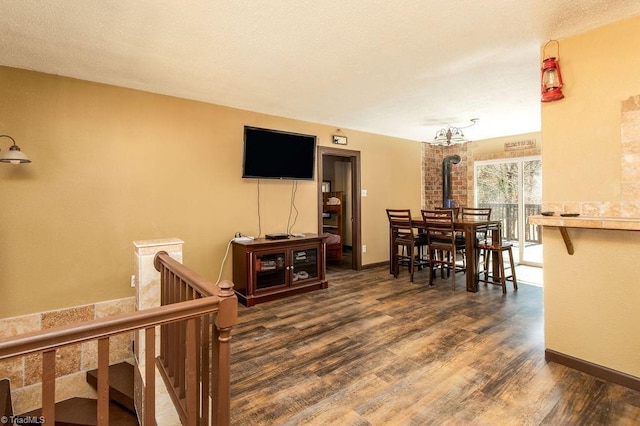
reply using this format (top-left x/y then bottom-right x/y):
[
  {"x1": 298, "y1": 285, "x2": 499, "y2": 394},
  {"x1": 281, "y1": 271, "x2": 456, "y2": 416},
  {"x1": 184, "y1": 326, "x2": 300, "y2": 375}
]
[
  {"x1": 0, "y1": 135, "x2": 31, "y2": 164},
  {"x1": 541, "y1": 40, "x2": 564, "y2": 102}
]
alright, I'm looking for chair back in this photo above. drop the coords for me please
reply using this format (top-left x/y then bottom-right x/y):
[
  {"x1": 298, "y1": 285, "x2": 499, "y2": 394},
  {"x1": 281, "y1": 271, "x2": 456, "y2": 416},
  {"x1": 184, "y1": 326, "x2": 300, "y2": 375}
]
[
  {"x1": 421, "y1": 209, "x2": 455, "y2": 247},
  {"x1": 482, "y1": 221, "x2": 503, "y2": 246},
  {"x1": 435, "y1": 206, "x2": 459, "y2": 219},
  {"x1": 461, "y1": 207, "x2": 491, "y2": 221},
  {"x1": 461, "y1": 208, "x2": 492, "y2": 243},
  {"x1": 386, "y1": 209, "x2": 415, "y2": 243}
]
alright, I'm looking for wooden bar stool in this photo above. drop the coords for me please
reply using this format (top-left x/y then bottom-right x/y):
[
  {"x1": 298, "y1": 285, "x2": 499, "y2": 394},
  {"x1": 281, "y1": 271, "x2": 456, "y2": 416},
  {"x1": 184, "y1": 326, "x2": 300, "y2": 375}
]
[
  {"x1": 476, "y1": 222, "x2": 518, "y2": 294},
  {"x1": 461, "y1": 207, "x2": 492, "y2": 269}
]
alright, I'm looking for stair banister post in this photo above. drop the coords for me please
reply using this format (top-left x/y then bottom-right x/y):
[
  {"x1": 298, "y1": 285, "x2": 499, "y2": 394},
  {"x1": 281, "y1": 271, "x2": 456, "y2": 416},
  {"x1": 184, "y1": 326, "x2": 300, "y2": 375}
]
[
  {"x1": 41, "y1": 349, "x2": 56, "y2": 426},
  {"x1": 212, "y1": 280, "x2": 237, "y2": 426},
  {"x1": 133, "y1": 238, "x2": 184, "y2": 426},
  {"x1": 97, "y1": 337, "x2": 110, "y2": 426}
]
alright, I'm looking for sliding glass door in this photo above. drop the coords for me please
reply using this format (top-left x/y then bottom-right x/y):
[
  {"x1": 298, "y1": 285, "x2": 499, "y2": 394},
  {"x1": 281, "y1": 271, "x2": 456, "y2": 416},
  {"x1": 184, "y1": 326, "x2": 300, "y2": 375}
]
[{"x1": 474, "y1": 156, "x2": 542, "y2": 266}]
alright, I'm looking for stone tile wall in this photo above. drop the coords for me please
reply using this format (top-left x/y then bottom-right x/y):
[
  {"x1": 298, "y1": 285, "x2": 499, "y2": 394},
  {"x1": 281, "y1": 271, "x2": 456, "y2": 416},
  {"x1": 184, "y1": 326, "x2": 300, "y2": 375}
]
[
  {"x1": 621, "y1": 95, "x2": 640, "y2": 213},
  {"x1": 0, "y1": 297, "x2": 135, "y2": 414}
]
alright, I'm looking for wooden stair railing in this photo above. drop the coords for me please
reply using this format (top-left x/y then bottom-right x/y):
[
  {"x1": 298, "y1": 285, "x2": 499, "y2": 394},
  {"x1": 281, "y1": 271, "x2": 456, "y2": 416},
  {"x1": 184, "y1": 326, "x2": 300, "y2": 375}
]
[
  {"x1": 153, "y1": 251, "x2": 238, "y2": 426},
  {"x1": 0, "y1": 379, "x2": 12, "y2": 420},
  {"x1": 0, "y1": 254, "x2": 237, "y2": 426}
]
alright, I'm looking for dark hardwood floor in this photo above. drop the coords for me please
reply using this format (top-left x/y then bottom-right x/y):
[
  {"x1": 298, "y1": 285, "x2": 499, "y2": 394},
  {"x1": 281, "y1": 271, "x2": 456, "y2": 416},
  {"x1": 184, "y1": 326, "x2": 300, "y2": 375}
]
[{"x1": 229, "y1": 266, "x2": 640, "y2": 425}]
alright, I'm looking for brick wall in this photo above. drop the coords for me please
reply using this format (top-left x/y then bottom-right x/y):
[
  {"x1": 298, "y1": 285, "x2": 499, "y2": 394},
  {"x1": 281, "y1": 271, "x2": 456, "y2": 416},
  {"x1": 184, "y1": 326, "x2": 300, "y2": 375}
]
[{"x1": 421, "y1": 143, "x2": 469, "y2": 209}]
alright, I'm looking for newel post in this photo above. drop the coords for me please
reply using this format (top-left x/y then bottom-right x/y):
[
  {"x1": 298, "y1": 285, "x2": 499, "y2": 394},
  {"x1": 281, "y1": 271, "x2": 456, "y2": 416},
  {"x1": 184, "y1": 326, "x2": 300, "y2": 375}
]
[
  {"x1": 132, "y1": 238, "x2": 184, "y2": 425},
  {"x1": 211, "y1": 280, "x2": 237, "y2": 426}
]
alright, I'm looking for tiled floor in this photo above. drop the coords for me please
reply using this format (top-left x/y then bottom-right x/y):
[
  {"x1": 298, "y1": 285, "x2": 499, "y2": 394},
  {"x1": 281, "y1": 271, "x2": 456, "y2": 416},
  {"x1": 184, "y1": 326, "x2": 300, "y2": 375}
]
[{"x1": 515, "y1": 264, "x2": 543, "y2": 287}]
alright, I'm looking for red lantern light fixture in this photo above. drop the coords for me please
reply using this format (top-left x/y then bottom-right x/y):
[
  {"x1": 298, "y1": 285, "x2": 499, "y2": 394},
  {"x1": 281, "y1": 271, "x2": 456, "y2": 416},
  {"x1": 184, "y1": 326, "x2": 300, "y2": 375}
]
[{"x1": 541, "y1": 40, "x2": 564, "y2": 102}]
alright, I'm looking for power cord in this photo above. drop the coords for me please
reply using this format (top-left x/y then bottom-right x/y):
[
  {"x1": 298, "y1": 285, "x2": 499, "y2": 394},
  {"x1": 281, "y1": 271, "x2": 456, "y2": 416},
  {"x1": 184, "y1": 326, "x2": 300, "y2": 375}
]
[
  {"x1": 287, "y1": 180, "x2": 299, "y2": 235},
  {"x1": 217, "y1": 179, "x2": 263, "y2": 284},
  {"x1": 219, "y1": 179, "x2": 300, "y2": 283},
  {"x1": 256, "y1": 179, "x2": 262, "y2": 238},
  {"x1": 215, "y1": 239, "x2": 234, "y2": 284}
]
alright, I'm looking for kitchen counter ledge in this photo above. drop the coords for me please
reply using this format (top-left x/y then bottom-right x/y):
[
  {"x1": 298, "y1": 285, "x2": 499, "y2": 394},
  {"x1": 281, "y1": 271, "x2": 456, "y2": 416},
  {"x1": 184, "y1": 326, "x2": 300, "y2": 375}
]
[{"x1": 529, "y1": 215, "x2": 640, "y2": 254}]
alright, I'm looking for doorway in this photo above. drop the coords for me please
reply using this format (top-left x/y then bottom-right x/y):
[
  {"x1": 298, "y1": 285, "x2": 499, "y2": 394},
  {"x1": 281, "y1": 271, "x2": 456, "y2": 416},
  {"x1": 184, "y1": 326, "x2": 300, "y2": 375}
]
[
  {"x1": 317, "y1": 146, "x2": 362, "y2": 270},
  {"x1": 474, "y1": 156, "x2": 542, "y2": 267}
]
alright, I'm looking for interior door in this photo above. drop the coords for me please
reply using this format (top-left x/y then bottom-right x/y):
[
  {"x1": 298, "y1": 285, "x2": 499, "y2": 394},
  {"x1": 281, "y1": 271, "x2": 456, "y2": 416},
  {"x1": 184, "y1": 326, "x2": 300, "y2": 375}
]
[{"x1": 317, "y1": 146, "x2": 362, "y2": 270}]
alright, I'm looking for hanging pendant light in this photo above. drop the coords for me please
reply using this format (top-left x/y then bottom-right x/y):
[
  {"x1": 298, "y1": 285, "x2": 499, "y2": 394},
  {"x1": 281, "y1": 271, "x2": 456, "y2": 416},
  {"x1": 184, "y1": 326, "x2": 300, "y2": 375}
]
[{"x1": 541, "y1": 40, "x2": 564, "y2": 102}]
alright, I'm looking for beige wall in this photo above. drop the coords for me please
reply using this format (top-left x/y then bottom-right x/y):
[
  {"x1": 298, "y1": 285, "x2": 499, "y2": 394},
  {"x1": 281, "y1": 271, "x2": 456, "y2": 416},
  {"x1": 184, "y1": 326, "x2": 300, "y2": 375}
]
[
  {"x1": 0, "y1": 66, "x2": 422, "y2": 318},
  {"x1": 469, "y1": 132, "x2": 540, "y2": 157},
  {"x1": 541, "y1": 15, "x2": 640, "y2": 377}
]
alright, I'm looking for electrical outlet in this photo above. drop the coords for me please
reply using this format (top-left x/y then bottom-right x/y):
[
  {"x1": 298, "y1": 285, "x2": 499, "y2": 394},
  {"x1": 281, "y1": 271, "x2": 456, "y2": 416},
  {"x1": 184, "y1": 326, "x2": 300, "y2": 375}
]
[
  {"x1": 130, "y1": 275, "x2": 136, "y2": 287},
  {"x1": 362, "y1": 245, "x2": 367, "y2": 253}
]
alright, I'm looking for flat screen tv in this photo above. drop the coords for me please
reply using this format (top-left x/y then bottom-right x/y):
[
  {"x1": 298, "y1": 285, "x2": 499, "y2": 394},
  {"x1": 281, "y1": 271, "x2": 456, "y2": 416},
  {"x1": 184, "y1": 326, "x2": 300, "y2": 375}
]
[{"x1": 242, "y1": 126, "x2": 317, "y2": 180}]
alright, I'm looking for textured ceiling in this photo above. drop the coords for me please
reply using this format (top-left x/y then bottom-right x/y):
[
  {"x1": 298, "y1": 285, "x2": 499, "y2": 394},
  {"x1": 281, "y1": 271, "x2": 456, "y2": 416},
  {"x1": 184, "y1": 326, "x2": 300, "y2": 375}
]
[{"x1": 1, "y1": 1, "x2": 640, "y2": 142}]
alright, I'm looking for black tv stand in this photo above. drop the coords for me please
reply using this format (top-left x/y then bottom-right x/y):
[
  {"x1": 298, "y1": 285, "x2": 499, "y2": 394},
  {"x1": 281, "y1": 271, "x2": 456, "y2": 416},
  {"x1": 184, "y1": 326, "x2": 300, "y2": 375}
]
[{"x1": 265, "y1": 233, "x2": 289, "y2": 240}]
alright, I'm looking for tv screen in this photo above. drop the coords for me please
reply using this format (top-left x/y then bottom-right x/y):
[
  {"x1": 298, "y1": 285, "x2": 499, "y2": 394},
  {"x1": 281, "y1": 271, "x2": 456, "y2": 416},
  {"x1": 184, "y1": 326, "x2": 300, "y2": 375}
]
[{"x1": 242, "y1": 126, "x2": 317, "y2": 180}]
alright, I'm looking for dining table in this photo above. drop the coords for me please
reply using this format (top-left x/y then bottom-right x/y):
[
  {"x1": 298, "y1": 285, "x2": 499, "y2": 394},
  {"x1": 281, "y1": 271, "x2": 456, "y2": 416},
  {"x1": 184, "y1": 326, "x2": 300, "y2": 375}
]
[{"x1": 388, "y1": 216, "x2": 501, "y2": 292}]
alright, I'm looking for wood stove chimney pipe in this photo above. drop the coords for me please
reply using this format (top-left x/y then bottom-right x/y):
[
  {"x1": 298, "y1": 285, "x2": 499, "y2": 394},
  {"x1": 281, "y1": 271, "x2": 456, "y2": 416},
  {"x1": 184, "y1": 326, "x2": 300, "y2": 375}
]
[{"x1": 442, "y1": 154, "x2": 461, "y2": 207}]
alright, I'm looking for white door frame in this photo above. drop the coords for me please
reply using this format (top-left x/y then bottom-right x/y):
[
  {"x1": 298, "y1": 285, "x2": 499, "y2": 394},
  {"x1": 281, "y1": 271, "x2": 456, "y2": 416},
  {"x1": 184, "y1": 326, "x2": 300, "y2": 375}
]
[{"x1": 473, "y1": 155, "x2": 542, "y2": 266}]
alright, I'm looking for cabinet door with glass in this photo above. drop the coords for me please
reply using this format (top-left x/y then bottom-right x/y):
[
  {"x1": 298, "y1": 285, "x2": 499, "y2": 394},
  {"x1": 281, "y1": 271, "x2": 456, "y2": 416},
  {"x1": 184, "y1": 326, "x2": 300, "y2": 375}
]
[
  {"x1": 291, "y1": 244, "x2": 319, "y2": 285},
  {"x1": 254, "y1": 249, "x2": 287, "y2": 291}
]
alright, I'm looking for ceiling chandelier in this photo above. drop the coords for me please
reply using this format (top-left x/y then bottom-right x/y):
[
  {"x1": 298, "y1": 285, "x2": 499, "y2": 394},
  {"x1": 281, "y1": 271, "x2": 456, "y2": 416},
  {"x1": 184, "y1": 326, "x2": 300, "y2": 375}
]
[{"x1": 433, "y1": 118, "x2": 479, "y2": 146}]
